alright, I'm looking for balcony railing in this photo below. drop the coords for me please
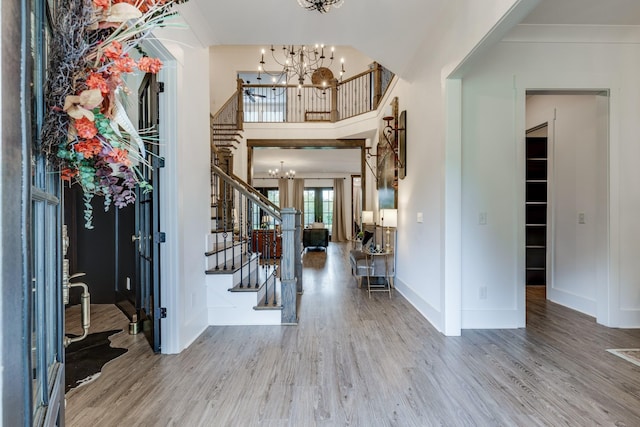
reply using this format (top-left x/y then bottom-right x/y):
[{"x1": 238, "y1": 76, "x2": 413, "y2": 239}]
[{"x1": 242, "y1": 62, "x2": 394, "y2": 124}]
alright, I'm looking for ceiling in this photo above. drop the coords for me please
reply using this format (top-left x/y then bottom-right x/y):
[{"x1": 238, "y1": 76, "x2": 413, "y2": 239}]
[
  {"x1": 179, "y1": 0, "x2": 640, "y2": 176},
  {"x1": 179, "y1": 0, "x2": 449, "y2": 78}
]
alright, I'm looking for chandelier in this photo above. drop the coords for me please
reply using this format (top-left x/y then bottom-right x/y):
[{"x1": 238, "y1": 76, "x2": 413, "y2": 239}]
[
  {"x1": 297, "y1": 0, "x2": 344, "y2": 13},
  {"x1": 258, "y1": 44, "x2": 345, "y2": 87},
  {"x1": 268, "y1": 161, "x2": 296, "y2": 179}
]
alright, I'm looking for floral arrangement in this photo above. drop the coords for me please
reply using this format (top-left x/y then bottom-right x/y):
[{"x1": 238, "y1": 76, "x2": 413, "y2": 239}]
[{"x1": 42, "y1": 0, "x2": 186, "y2": 228}]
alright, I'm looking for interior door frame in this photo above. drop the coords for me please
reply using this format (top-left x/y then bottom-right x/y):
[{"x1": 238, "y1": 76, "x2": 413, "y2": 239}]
[
  {"x1": 136, "y1": 72, "x2": 162, "y2": 353},
  {"x1": 523, "y1": 89, "x2": 611, "y2": 325},
  {"x1": 2, "y1": 0, "x2": 34, "y2": 423},
  {"x1": 2, "y1": 0, "x2": 65, "y2": 424}
]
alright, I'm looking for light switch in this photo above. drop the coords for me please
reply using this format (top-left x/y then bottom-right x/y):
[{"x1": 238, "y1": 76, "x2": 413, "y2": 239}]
[
  {"x1": 417, "y1": 212, "x2": 423, "y2": 223},
  {"x1": 578, "y1": 213, "x2": 585, "y2": 224}
]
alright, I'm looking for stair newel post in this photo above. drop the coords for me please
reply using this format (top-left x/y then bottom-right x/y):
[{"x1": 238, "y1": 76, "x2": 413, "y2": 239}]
[
  {"x1": 220, "y1": 148, "x2": 234, "y2": 269},
  {"x1": 212, "y1": 170, "x2": 220, "y2": 270},
  {"x1": 236, "y1": 77, "x2": 244, "y2": 131},
  {"x1": 294, "y1": 210, "x2": 303, "y2": 294},
  {"x1": 373, "y1": 62, "x2": 383, "y2": 109},
  {"x1": 238, "y1": 194, "x2": 244, "y2": 288},
  {"x1": 330, "y1": 78, "x2": 339, "y2": 123},
  {"x1": 281, "y1": 208, "x2": 299, "y2": 324}
]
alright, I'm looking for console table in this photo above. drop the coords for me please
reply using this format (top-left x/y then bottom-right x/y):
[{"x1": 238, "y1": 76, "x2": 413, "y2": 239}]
[{"x1": 364, "y1": 250, "x2": 394, "y2": 298}]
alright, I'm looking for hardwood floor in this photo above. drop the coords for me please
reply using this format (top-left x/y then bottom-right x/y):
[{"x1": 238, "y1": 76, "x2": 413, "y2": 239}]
[{"x1": 65, "y1": 243, "x2": 640, "y2": 426}]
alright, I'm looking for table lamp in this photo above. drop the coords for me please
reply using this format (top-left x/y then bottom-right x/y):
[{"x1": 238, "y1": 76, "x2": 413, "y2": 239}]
[{"x1": 380, "y1": 209, "x2": 397, "y2": 252}]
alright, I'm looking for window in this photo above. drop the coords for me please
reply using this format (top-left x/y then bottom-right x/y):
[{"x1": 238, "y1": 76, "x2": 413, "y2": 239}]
[
  {"x1": 253, "y1": 188, "x2": 279, "y2": 229},
  {"x1": 303, "y1": 187, "x2": 334, "y2": 229},
  {"x1": 239, "y1": 72, "x2": 287, "y2": 123},
  {"x1": 266, "y1": 189, "x2": 279, "y2": 206}
]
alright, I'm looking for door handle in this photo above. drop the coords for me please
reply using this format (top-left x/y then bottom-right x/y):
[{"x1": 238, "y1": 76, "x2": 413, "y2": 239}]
[{"x1": 132, "y1": 233, "x2": 142, "y2": 250}]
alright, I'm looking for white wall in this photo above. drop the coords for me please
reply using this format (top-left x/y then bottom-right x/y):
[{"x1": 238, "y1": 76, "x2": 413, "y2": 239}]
[
  {"x1": 526, "y1": 94, "x2": 608, "y2": 316},
  {"x1": 460, "y1": 35, "x2": 640, "y2": 328},
  {"x1": 381, "y1": 0, "x2": 525, "y2": 334},
  {"x1": 154, "y1": 18, "x2": 211, "y2": 353}
]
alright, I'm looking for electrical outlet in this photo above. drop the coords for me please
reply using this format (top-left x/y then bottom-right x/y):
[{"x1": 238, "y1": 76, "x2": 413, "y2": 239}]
[
  {"x1": 479, "y1": 212, "x2": 487, "y2": 225},
  {"x1": 417, "y1": 212, "x2": 423, "y2": 223},
  {"x1": 578, "y1": 213, "x2": 585, "y2": 224},
  {"x1": 479, "y1": 286, "x2": 487, "y2": 300}
]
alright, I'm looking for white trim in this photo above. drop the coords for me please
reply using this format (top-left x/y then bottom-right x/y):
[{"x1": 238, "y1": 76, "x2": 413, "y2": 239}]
[
  {"x1": 443, "y1": 79, "x2": 462, "y2": 336},
  {"x1": 606, "y1": 89, "x2": 621, "y2": 327},
  {"x1": 504, "y1": 24, "x2": 640, "y2": 45},
  {"x1": 143, "y1": 39, "x2": 181, "y2": 354},
  {"x1": 394, "y1": 278, "x2": 443, "y2": 332}
]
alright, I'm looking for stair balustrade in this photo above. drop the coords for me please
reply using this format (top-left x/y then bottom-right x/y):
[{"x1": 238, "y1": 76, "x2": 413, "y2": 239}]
[{"x1": 209, "y1": 162, "x2": 302, "y2": 324}]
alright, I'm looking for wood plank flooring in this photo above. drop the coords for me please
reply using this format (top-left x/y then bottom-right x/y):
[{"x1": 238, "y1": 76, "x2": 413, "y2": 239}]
[{"x1": 65, "y1": 243, "x2": 640, "y2": 426}]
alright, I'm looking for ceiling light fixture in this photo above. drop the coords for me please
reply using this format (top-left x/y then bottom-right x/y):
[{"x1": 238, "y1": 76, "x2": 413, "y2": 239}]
[
  {"x1": 268, "y1": 161, "x2": 296, "y2": 180},
  {"x1": 258, "y1": 44, "x2": 345, "y2": 88},
  {"x1": 297, "y1": 0, "x2": 344, "y2": 14}
]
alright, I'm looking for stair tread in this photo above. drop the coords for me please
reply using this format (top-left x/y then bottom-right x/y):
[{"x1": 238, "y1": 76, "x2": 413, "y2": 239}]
[
  {"x1": 204, "y1": 241, "x2": 245, "y2": 257},
  {"x1": 228, "y1": 265, "x2": 278, "y2": 292},
  {"x1": 254, "y1": 276, "x2": 282, "y2": 309},
  {"x1": 205, "y1": 252, "x2": 259, "y2": 274}
]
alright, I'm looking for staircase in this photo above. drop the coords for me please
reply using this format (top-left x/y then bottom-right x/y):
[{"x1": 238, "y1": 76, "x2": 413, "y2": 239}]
[
  {"x1": 210, "y1": 77, "x2": 244, "y2": 153},
  {"x1": 204, "y1": 223, "x2": 282, "y2": 326},
  {"x1": 205, "y1": 160, "x2": 301, "y2": 326}
]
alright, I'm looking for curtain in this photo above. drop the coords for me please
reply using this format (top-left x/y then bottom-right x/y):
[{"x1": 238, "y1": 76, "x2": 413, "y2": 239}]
[
  {"x1": 353, "y1": 181, "x2": 362, "y2": 236},
  {"x1": 278, "y1": 178, "x2": 289, "y2": 208},
  {"x1": 332, "y1": 178, "x2": 347, "y2": 242},
  {"x1": 293, "y1": 178, "x2": 305, "y2": 217}
]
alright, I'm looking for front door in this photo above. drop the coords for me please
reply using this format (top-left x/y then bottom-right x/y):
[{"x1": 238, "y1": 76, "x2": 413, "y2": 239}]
[{"x1": 135, "y1": 73, "x2": 163, "y2": 352}]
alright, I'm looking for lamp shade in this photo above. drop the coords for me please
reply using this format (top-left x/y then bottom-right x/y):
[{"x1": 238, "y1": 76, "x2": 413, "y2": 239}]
[
  {"x1": 361, "y1": 210, "x2": 374, "y2": 224},
  {"x1": 380, "y1": 209, "x2": 397, "y2": 228}
]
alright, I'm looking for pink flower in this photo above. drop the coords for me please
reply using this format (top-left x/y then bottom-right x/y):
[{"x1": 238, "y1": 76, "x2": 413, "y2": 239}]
[
  {"x1": 137, "y1": 57, "x2": 163, "y2": 74},
  {"x1": 113, "y1": 57, "x2": 136, "y2": 74},
  {"x1": 104, "y1": 41, "x2": 123, "y2": 60}
]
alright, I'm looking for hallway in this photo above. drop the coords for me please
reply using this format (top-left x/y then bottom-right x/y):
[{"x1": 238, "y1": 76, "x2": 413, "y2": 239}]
[{"x1": 65, "y1": 243, "x2": 640, "y2": 426}]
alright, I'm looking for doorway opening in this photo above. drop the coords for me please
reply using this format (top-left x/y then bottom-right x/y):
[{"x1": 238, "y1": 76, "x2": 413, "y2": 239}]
[{"x1": 525, "y1": 90, "x2": 609, "y2": 317}]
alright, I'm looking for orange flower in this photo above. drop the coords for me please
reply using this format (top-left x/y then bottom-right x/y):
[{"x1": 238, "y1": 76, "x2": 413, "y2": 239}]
[
  {"x1": 74, "y1": 138, "x2": 103, "y2": 159},
  {"x1": 137, "y1": 57, "x2": 163, "y2": 73},
  {"x1": 104, "y1": 41, "x2": 123, "y2": 60},
  {"x1": 86, "y1": 73, "x2": 109, "y2": 94},
  {"x1": 74, "y1": 117, "x2": 98, "y2": 139},
  {"x1": 93, "y1": 0, "x2": 110, "y2": 9},
  {"x1": 106, "y1": 147, "x2": 132, "y2": 167},
  {"x1": 61, "y1": 168, "x2": 78, "y2": 182}
]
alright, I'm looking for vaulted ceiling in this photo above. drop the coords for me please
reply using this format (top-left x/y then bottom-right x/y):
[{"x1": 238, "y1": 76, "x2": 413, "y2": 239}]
[
  {"x1": 180, "y1": 0, "x2": 640, "y2": 60},
  {"x1": 178, "y1": 0, "x2": 640, "y2": 176}
]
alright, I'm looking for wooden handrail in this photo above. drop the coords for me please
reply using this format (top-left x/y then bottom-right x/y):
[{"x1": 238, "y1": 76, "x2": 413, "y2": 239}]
[
  {"x1": 211, "y1": 163, "x2": 281, "y2": 221},
  {"x1": 211, "y1": 91, "x2": 238, "y2": 123},
  {"x1": 339, "y1": 68, "x2": 374, "y2": 85},
  {"x1": 229, "y1": 171, "x2": 281, "y2": 215}
]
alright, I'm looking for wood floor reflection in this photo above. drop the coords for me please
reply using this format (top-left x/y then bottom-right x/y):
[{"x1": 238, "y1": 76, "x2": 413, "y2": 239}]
[{"x1": 65, "y1": 243, "x2": 640, "y2": 426}]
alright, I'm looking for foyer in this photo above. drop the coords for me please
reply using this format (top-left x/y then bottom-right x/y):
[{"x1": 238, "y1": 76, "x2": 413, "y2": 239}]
[{"x1": 65, "y1": 243, "x2": 640, "y2": 426}]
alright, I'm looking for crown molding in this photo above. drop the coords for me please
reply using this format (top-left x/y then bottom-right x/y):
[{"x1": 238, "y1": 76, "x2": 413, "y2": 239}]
[{"x1": 503, "y1": 24, "x2": 640, "y2": 44}]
